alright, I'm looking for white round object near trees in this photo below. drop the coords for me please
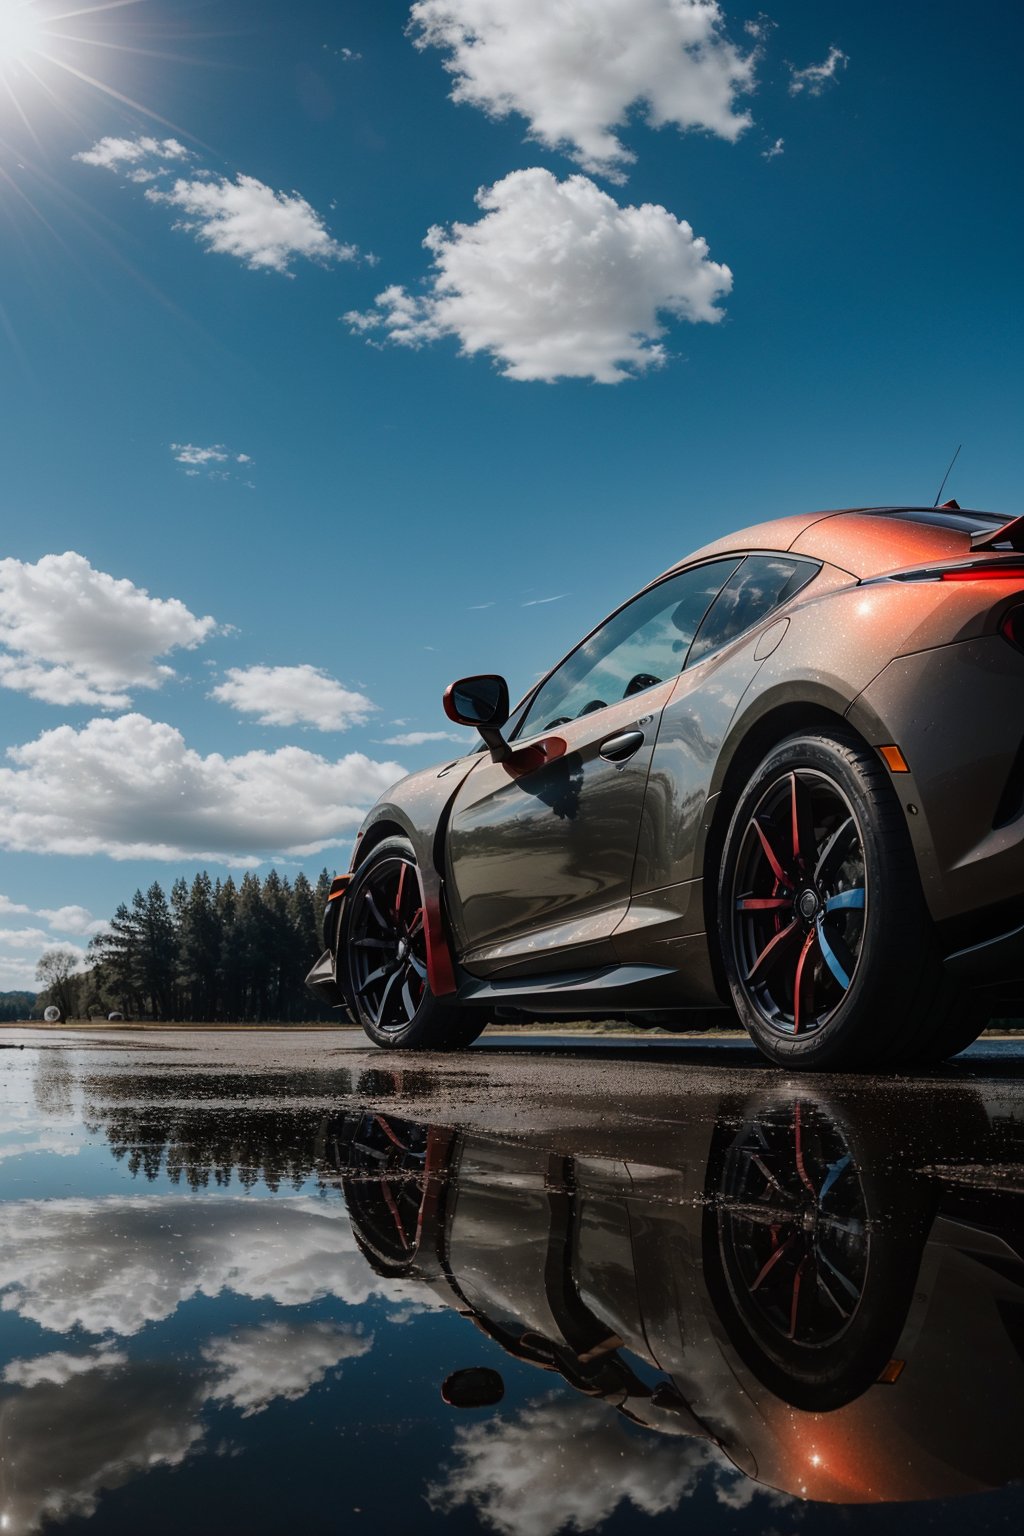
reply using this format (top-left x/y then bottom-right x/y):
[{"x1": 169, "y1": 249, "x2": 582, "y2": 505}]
[{"x1": 42, "y1": 1005, "x2": 62, "y2": 1023}]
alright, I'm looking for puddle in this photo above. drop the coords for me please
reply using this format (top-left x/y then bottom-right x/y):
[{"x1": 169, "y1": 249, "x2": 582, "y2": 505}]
[{"x1": 1, "y1": 1035, "x2": 1023, "y2": 1533}]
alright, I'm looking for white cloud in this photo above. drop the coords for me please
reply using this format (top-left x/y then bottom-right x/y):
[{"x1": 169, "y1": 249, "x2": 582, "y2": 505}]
[
  {"x1": 170, "y1": 444, "x2": 253, "y2": 484},
  {"x1": 0, "y1": 551, "x2": 216, "y2": 709},
  {"x1": 4, "y1": 1347, "x2": 127, "y2": 1389},
  {"x1": 0, "y1": 926, "x2": 50, "y2": 947},
  {"x1": 408, "y1": 0, "x2": 755, "y2": 179},
  {"x1": 211, "y1": 665, "x2": 376, "y2": 732},
  {"x1": 0, "y1": 714, "x2": 403, "y2": 862},
  {"x1": 0, "y1": 1194, "x2": 426, "y2": 1337},
  {"x1": 763, "y1": 136, "x2": 784, "y2": 159},
  {"x1": 522, "y1": 593, "x2": 569, "y2": 607},
  {"x1": 0, "y1": 894, "x2": 31, "y2": 916},
  {"x1": 76, "y1": 134, "x2": 358, "y2": 274},
  {"x1": 346, "y1": 168, "x2": 731, "y2": 383},
  {"x1": 789, "y1": 46, "x2": 848, "y2": 96},
  {"x1": 381, "y1": 730, "x2": 466, "y2": 746},
  {"x1": 428, "y1": 1396, "x2": 763, "y2": 1536},
  {"x1": 73, "y1": 134, "x2": 190, "y2": 182},
  {"x1": 203, "y1": 1321, "x2": 372, "y2": 1415},
  {"x1": 146, "y1": 173, "x2": 357, "y2": 275},
  {"x1": 37, "y1": 904, "x2": 108, "y2": 937}
]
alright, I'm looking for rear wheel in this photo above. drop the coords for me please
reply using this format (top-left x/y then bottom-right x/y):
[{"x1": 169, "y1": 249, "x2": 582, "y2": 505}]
[
  {"x1": 344, "y1": 836, "x2": 484, "y2": 1051},
  {"x1": 718, "y1": 732, "x2": 972, "y2": 1069}
]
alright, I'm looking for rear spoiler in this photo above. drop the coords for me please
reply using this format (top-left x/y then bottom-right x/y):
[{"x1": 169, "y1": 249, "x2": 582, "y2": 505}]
[{"x1": 971, "y1": 515, "x2": 1024, "y2": 552}]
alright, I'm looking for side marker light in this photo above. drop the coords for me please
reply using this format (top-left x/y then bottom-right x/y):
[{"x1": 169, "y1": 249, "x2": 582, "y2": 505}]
[
  {"x1": 879, "y1": 746, "x2": 910, "y2": 773},
  {"x1": 876, "y1": 1359, "x2": 906, "y2": 1385}
]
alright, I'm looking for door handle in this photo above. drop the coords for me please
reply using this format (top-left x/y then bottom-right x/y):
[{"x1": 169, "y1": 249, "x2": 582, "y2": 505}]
[{"x1": 599, "y1": 730, "x2": 645, "y2": 764}]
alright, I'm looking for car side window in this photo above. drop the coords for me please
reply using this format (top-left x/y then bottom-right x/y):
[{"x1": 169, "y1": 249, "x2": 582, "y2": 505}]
[
  {"x1": 686, "y1": 555, "x2": 818, "y2": 668},
  {"x1": 516, "y1": 559, "x2": 742, "y2": 738}
]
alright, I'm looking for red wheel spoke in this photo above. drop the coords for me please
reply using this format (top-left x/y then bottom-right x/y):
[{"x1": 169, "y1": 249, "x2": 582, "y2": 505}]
[
  {"x1": 394, "y1": 862, "x2": 407, "y2": 918},
  {"x1": 790, "y1": 771, "x2": 816, "y2": 870},
  {"x1": 745, "y1": 917, "x2": 801, "y2": 987},
  {"x1": 753, "y1": 817, "x2": 790, "y2": 885},
  {"x1": 793, "y1": 1102, "x2": 816, "y2": 1194},
  {"x1": 750, "y1": 1232, "x2": 796, "y2": 1291},
  {"x1": 736, "y1": 896, "x2": 791, "y2": 911},
  {"x1": 792, "y1": 929, "x2": 817, "y2": 1036},
  {"x1": 788, "y1": 1256, "x2": 809, "y2": 1339}
]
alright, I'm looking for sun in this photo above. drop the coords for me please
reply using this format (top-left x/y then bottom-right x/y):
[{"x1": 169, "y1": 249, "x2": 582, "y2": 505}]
[{"x1": 0, "y1": 2, "x2": 45, "y2": 72}]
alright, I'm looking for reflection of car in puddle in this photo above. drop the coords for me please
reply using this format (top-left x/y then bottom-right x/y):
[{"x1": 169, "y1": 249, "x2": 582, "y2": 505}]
[{"x1": 324, "y1": 1082, "x2": 1024, "y2": 1504}]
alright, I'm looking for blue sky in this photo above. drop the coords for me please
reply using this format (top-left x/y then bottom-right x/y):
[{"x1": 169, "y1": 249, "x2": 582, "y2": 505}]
[{"x1": 0, "y1": 0, "x2": 1021, "y2": 987}]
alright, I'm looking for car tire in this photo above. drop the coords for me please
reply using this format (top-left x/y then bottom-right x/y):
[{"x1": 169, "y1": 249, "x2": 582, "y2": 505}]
[
  {"x1": 717, "y1": 731, "x2": 970, "y2": 1070},
  {"x1": 342, "y1": 836, "x2": 485, "y2": 1051}
]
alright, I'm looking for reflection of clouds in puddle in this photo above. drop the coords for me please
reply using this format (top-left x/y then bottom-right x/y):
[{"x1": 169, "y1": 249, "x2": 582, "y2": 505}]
[
  {"x1": 0, "y1": 1359, "x2": 207, "y2": 1535},
  {"x1": 4, "y1": 1345, "x2": 127, "y2": 1388},
  {"x1": 203, "y1": 1319, "x2": 372, "y2": 1415},
  {"x1": 1, "y1": 1318, "x2": 377, "y2": 1532},
  {"x1": 428, "y1": 1396, "x2": 776, "y2": 1536},
  {"x1": 0, "y1": 1194, "x2": 428, "y2": 1336}
]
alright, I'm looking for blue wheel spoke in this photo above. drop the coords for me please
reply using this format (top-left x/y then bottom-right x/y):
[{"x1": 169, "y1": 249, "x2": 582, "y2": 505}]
[
  {"x1": 823, "y1": 887, "x2": 865, "y2": 912},
  {"x1": 815, "y1": 917, "x2": 852, "y2": 989}
]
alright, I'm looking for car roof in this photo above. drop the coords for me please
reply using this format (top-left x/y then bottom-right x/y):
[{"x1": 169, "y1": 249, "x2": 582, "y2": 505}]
[{"x1": 674, "y1": 506, "x2": 1014, "y2": 580}]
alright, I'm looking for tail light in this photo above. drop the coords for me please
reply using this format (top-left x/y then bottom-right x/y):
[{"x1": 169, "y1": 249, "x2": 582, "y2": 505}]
[
  {"x1": 1001, "y1": 605, "x2": 1024, "y2": 653},
  {"x1": 940, "y1": 562, "x2": 1024, "y2": 581}
]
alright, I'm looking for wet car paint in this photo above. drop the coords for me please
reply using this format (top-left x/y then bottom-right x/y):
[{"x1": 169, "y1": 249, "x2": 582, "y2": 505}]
[{"x1": 1, "y1": 1027, "x2": 1024, "y2": 1533}]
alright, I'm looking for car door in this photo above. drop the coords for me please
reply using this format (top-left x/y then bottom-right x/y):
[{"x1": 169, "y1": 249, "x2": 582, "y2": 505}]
[{"x1": 444, "y1": 559, "x2": 742, "y2": 977}]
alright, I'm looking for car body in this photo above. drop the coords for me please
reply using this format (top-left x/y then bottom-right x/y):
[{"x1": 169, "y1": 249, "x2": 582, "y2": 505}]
[{"x1": 308, "y1": 504, "x2": 1024, "y2": 1066}]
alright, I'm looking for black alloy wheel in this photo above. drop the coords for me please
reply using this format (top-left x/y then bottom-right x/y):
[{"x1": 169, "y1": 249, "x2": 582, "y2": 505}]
[
  {"x1": 731, "y1": 768, "x2": 867, "y2": 1040},
  {"x1": 718, "y1": 731, "x2": 975, "y2": 1069},
  {"x1": 343, "y1": 836, "x2": 484, "y2": 1051},
  {"x1": 349, "y1": 851, "x2": 429, "y2": 1034}
]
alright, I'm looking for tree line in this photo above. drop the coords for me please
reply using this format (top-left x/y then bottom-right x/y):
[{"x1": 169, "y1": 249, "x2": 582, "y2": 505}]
[{"x1": 36, "y1": 870, "x2": 336, "y2": 1022}]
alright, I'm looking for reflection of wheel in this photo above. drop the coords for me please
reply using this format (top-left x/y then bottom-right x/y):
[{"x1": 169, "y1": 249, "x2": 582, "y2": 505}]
[
  {"x1": 334, "y1": 1111, "x2": 431, "y2": 1276},
  {"x1": 344, "y1": 836, "x2": 484, "y2": 1050},
  {"x1": 718, "y1": 732, "x2": 966, "y2": 1068},
  {"x1": 704, "y1": 1092, "x2": 929, "y2": 1411}
]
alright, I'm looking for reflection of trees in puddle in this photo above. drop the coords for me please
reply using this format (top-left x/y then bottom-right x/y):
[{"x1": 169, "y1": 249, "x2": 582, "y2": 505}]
[{"x1": 78, "y1": 1067, "x2": 358, "y2": 1189}]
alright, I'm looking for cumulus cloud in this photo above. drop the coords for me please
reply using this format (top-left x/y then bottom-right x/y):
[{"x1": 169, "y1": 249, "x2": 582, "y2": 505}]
[
  {"x1": 0, "y1": 1194, "x2": 426, "y2": 1337},
  {"x1": 380, "y1": 730, "x2": 466, "y2": 747},
  {"x1": 346, "y1": 168, "x2": 731, "y2": 383},
  {"x1": 146, "y1": 173, "x2": 357, "y2": 275},
  {"x1": 789, "y1": 46, "x2": 848, "y2": 96},
  {"x1": 407, "y1": 0, "x2": 755, "y2": 179},
  {"x1": 203, "y1": 1321, "x2": 372, "y2": 1415},
  {"x1": 0, "y1": 713, "x2": 403, "y2": 863},
  {"x1": 37, "y1": 904, "x2": 109, "y2": 937},
  {"x1": 76, "y1": 134, "x2": 358, "y2": 274},
  {"x1": 428, "y1": 1396, "x2": 762, "y2": 1536},
  {"x1": 73, "y1": 134, "x2": 190, "y2": 182},
  {"x1": 763, "y1": 136, "x2": 784, "y2": 159},
  {"x1": 0, "y1": 551, "x2": 216, "y2": 709},
  {"x1": 211, "y1": 665, "x2": 376, "y2": 732}
]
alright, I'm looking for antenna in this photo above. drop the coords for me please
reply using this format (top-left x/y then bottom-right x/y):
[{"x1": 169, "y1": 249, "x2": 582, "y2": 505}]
[{"x1": 933, "y1": 443, "x2": 962, "y2": 507}]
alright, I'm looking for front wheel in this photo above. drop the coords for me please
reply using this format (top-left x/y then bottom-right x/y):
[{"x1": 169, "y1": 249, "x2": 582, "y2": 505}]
[
  {"x1": 343, "y1": 836, "x2": 484, "y2": 1051},
  {"x1": 717, "y1": 732, "x2": 969, "y2": 1069}
]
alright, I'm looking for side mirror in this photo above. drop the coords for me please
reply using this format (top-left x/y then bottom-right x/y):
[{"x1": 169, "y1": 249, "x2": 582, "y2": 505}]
[{"x1": 443, "y1": 674, "x2": 511, "y2": 760}]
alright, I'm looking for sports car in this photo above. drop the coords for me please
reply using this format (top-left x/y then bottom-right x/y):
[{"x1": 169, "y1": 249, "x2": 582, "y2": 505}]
[{"x1": 307, "y1": 502, "x2": 1024, "y2": 1068}]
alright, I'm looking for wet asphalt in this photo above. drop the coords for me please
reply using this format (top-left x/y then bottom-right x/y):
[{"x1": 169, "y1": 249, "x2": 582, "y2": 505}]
[{"x1": 2, "y1": 1026, "x2": 1023, "y2": 1535}]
